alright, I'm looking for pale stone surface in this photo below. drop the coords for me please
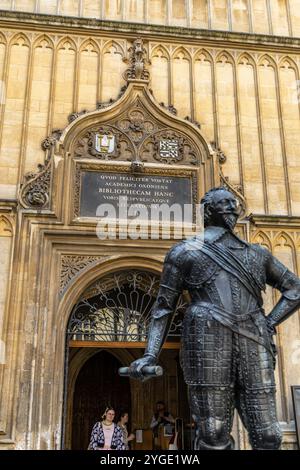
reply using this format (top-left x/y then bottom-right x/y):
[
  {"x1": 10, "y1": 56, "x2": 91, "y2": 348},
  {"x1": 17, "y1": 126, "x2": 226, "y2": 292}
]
[
  {"x1": 172, "y1": 50, "x2": 191, "y2": 118},
  {"x1": 52, "y1": 43, "x2": 76, "y2": 129},
  {"x1": 77, "y1": 42, "x2": 98, "y2": 111},
  {"x1": 194, "y1": 54, "x2": 214, "y2": 141},
  {"x1": 0, "y1": 5, "x2": 299, "y2": 451},
  {"x1": 0, "y1": 0, "x2": 300, "y2": 37},
  {"x1": 0, "y1": 234, "x2": 11, "y2": 367},
  {"x1": 150, "y1": 48, "x2": 169, "y2": 104},
  {"x1": 0, "y1": 39, "x2": 29, "y2": 187}
]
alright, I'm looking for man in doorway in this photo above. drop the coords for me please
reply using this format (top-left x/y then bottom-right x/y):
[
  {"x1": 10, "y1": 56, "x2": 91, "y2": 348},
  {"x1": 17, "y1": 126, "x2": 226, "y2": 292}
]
[
  {"x1": 129, "y1": 187, "x2": 300, "y2": 450},
  {"x1": 150, "y1": 401, "x2": 175, "y2": 449}
]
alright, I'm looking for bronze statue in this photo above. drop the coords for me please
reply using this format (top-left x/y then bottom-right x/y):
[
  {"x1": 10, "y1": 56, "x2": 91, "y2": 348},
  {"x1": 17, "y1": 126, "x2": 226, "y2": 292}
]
[{"x1": 128, "y1": 187, "x2": 300, "y2": 450}]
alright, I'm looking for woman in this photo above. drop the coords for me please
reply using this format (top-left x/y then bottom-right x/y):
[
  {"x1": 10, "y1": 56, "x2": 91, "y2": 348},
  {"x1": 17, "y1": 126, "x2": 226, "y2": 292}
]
[
  {"x1": 88, "y1": 407, "x2": 125, "y2": 450},
  {"x1": 117, "y1": 412, "x2": 135, "y2": 450}
]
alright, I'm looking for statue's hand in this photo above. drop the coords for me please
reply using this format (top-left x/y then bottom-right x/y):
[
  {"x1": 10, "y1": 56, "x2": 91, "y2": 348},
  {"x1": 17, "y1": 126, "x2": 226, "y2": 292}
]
[{"x1": 129, "y1": 355, "x2": 156, "y2": 381}]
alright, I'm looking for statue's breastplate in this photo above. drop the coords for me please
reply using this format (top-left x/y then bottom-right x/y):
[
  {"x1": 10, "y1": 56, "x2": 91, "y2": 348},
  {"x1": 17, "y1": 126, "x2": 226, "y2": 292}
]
[
  {"x1": 182, "y1": 241, "x2": 267, "y2": 301},
  {"x1": 182, "y1": 250, "x2": 220, "y2": 288}
]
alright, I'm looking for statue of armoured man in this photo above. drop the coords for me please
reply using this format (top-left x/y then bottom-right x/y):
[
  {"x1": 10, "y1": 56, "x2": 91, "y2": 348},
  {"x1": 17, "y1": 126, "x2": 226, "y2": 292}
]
[{"x1": 129, "y1": 187, "x2": 300, "y2": 450}]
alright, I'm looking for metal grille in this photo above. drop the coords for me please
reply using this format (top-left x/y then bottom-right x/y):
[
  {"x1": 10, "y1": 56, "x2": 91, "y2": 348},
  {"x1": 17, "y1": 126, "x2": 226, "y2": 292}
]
[{"x1": 67, "y1": 270, "x2": 185, "y2": 342}]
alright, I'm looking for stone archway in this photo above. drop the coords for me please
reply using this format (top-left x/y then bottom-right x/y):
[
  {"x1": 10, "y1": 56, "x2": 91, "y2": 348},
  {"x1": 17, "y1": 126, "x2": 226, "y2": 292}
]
[
  {"x1": 62, "y1": 266, "x2": 187, "y2": 450},
  {"x1": 70, "y1": 350, "x2": 131, "y2": 450}
]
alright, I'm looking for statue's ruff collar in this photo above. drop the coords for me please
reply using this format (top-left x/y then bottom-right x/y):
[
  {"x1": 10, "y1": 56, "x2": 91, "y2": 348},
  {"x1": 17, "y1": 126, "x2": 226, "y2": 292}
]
[{"x1": 191, "y1": 226, "x2": 249, "y2": 247}]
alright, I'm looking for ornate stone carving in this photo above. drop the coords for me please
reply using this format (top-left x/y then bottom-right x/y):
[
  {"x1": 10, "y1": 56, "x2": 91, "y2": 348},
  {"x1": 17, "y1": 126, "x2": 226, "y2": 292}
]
[
  {"x1": 96, "y1": 98, "x2": 115, "y2": 110},
  {"x1": 41, "y1": 129, "x2": 62, "y2": 151},
  {"x1": 185, "y1": 116, "x2": 201, "y2": 129},
  {"x1": 68, "y1": 110, "x2": 88, "y2": 123},
  {"x1": 117, "y1": 104, "x2": 157, "y2": 145},
  {"x1": 123, "y1": 38, "x2": 150, "y2": 82},
  {"x1": 21, "y1": 162, "x2": 51, "y2": 208},
  {"x1": 130, "y1": 160, "x2": 145, "y2": 174},
  {"x1": 210, "y1": 141, "x2": 227, "y2": 164},
  {"x1": 74, "y1": 125, "x2": 133, "y2": 161},
  {"x1": 60, "y1": 255, "x2": 111, "y2": 295},
  {"x1": 96, "y1": 86, "x2": 127, "y2": 110},
  {"x1": 159, "y1": 102, "x2": 178, "y2": 115},
  {"x1": 0, "y1": 215, "x2": 13, "y2": 237},
  {"x1": 141, "y1": 130, "x2": 199, "y2": 165},
  {"x1": 19, "y1": 129, "x2": 62, "y2": 209}
]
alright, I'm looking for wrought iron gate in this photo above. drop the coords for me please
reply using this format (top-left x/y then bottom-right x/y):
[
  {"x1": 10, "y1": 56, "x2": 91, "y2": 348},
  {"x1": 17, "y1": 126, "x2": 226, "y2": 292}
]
[{"x1": 67, "y1": 270, "x2": 185, "y2": 342}]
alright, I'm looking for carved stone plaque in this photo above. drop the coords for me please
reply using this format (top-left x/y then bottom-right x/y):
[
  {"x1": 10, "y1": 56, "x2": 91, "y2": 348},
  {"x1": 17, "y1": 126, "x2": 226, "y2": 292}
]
[{"x1": 78, "y1": 170, "x2": 194, "y2": 220}]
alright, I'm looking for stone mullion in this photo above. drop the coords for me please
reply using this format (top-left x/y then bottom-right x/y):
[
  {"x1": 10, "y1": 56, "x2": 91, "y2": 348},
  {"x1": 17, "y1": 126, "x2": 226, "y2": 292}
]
[
  {"x1": 247, "y1": 0, "x2": 254, "y2": 33},
  {"x1": 286, "y1": 0, "x2": 293, "y2": 36},
  {"x1": 227, "y1": 0, "x2": 233, "y2": 31},
  {"x1": 275, "y1": 64, "x2": 292, "y2": 215},
  {"x1": 253, "y1": 59, "x2": 269, "y2": 214},
  {"x1": 72, "y1": 39, "x2": 80, "y2": 114},
  {"x1": 233, "y1": 55, "x2": 245, "y2": 192},
  {"x1": 16, "y1": 37, "x2": 34, "y2": 188},
  {"x1": 212, "y1": 52, "x2": 221, "y2": 149},
  {"x1": 46, "y1": 36, "x2": 58, "y2": 137},
  {"x1": 189, "y1": 50, "x2": 195, "y2": 121},
  {"x1": 266, "y1": 0, "x2": 273, "y2": 35},
  {"x1": 0, "y1": 34, "x2": 10, "y2": 162}
]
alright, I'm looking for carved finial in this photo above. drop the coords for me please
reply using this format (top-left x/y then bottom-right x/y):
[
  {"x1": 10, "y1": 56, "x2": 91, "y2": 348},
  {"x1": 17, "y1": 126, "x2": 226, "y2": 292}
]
[
  {"x1": 19, "y1": 129, "x2": 62, "y2": 209},
  {"x1": 210, "y1": 141, "x2": 227, "y2": 164},
  {"x1": 68, "y1": 110, "x2": 88, "y2": 123},
  {"x1": 123, "y1": 38, "x2": 150, "y2": 82},
  {"x1": 159, "y1": 103, "x2": 177, "y2": 115},
  {"x1": 41, "y1": 129, "x2": 62, "y2": 151}
]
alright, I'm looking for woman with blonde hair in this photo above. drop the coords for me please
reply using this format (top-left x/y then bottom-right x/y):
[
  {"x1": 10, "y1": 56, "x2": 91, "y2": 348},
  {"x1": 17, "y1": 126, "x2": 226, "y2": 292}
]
[{"x1": 88, "y1": 406, "x2": 125, "y2": 450}]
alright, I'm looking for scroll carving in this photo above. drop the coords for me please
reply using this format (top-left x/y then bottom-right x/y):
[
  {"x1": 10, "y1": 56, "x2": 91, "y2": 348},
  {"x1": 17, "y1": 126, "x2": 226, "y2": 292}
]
[
  {"x1": 60, "y1": 254, "x2": 111, "y2": 295},
  {"x1": 19, "y1": 129, "x2": 62, "y2": 209}
]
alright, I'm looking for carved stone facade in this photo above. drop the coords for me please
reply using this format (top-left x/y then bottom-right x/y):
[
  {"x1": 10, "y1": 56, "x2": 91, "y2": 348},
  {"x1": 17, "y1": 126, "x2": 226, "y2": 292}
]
[{"x1": 0, "y1": 9, "x2": 299, "y2": 452}]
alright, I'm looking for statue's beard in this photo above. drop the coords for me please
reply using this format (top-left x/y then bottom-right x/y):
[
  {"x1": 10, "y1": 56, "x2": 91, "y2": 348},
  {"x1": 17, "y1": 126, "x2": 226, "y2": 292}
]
[{"x1": 220, "y1": 212, "x2": 238, "y2": 230}]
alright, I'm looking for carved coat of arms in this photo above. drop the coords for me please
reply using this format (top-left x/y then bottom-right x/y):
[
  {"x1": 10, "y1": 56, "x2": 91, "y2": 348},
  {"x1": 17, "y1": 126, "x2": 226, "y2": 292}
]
[
  {"x1": 95, "y1": 133, "x2": 115, "y2": 154},
  {"x1": 159, "y1": 139, "x2": 179, "y2": 159}
]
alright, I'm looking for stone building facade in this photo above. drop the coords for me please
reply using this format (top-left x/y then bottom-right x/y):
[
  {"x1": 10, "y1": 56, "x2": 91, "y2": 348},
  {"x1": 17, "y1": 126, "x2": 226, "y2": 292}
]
[{"x1": 0, "y1": 0, "x2": 300, "y2": 450}]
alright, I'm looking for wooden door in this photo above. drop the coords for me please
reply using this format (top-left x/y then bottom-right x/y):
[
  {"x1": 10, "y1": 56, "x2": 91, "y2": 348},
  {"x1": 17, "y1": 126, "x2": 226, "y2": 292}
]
[{"x1": 71, "y1": 350, "x2": 131, "y2": 450}]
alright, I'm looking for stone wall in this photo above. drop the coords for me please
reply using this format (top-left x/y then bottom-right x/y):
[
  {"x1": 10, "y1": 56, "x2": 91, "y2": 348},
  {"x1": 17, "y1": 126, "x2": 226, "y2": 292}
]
[
  {"x1": 1, "y1": 16, "x2": 300, "y2": 214},
  {"x1": 1, "y1": 1, "x2": 300, "y2": 37},
  {"x1": 0, "y1": 10, "x2": 299, "y2": 449}
]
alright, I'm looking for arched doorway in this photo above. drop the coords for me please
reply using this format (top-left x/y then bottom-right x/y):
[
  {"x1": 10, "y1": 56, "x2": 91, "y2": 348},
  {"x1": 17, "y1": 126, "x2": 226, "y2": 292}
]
[
  {"x1": 63, "y1": 269, "x2": 188, "y2": 449},
  {"x1": 71, "y1": 350, "x2": 131, "y2": 450}
]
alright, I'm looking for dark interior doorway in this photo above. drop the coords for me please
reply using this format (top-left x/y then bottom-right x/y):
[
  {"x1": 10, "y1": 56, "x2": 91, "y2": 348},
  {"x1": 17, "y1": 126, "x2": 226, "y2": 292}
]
[{"x1": 71, "y1": 350, "x2": 131, "y2": 450}]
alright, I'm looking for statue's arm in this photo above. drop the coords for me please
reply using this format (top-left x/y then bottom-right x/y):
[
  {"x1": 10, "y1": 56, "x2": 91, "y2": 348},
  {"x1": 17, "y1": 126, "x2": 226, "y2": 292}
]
[
  {"x1": 265, "y1": 251, "x2": 300, "y2": 328},
  {"x1": 129, "y1": 246, "x2": 183, "y2": 378},
  {"x1": 144, "y1": 249, "x2": 183, "y2": 361}
]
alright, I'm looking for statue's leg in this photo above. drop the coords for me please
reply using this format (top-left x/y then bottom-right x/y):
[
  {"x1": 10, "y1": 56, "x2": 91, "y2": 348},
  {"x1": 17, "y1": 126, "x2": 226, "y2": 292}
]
[
  {"x1": 188, "y1": 385, "x2": 235, "y2": 450},
  {"x1": 236, "y1": 318, "x2": 282, "y2": 450},
  {"x1": 182, "y1": 311, "x2": 236, "y2": 450},
  {"x1": 237, "y1": 388, "x2": 282, "y2": 450}
]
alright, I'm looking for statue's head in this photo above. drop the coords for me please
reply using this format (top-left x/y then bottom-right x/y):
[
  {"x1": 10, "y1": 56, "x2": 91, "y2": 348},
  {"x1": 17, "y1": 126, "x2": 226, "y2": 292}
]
[{"x1": 201, "y1": 187, "x2": 239, "y2": 230}]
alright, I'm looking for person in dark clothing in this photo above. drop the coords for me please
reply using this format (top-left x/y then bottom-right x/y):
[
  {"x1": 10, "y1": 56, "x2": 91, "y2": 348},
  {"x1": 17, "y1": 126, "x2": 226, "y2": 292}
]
[{"x1": 150, "y1": 401, "x2": 175, "y2": 439}]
